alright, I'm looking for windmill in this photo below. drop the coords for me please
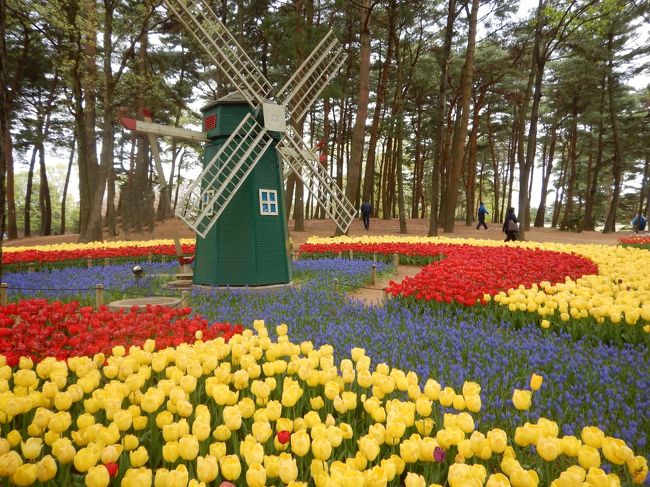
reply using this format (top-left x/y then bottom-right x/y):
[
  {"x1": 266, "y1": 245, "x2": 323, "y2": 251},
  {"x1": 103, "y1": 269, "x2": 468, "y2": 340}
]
[{"x1": 129, "y1": 0, "x2": 355, "y2": 286}]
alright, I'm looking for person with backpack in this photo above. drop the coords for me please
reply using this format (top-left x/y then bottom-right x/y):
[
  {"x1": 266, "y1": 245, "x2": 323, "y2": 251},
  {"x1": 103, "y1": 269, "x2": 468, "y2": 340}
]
[
  {"x1": 502, "y1": 207, "x2": 519, "y2": 242},
  {"x1": 476, "y1": 201, "x2": 489, "y2": 230}
]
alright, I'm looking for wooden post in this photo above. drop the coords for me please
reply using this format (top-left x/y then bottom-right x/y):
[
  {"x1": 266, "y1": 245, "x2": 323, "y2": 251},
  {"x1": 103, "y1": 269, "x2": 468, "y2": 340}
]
[
  {"x1": 373, "y1": 252, "x2": 377, "y2": 263},
  {"x1": 147, "y1": 254, "x2": 152, "y2": 263},
  {"x1": 294, "y1": 251, "x2": 299, "y2": 261},
  {"x1": 349, "y1": 249, "x2": 353, "y2": 260},
  {"x1": 104, "y1": 258, "x2": 109, "y2": 267},
  {"x1": 180, "y1": 291, "x2": 189, "y2": 308},
  {"x1": 0, "y1": 283, "x2": 8, "y2": 307},
  {"x1": 337, "y1": 251, "x2": 342, "y2": 259},
  {"x1": 87, "y1": 257, "x2": 93, "y2": 268},
  {"x1": 371, "y1": 264, "x2": 377, "y2": 285},
  {"x1": 393, "y1": 253, "x2": 399, "y2": 268},
  {"x1": 333, "y1": 278, "x2": 339, "y2": 293},
  {"x1": 95, "y1": 284, "x2": 104, "y2": 309}
]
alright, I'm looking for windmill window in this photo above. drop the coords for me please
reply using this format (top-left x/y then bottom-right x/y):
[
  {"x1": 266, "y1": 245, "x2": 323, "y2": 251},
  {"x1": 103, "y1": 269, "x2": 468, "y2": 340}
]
[{"x1": 259, "y1": 189, "x2": 278, "y2": 215}]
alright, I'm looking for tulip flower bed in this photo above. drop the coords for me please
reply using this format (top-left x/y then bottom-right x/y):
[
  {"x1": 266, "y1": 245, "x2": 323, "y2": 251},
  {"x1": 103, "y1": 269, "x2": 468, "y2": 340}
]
[
  {"x1": 1, "y1": 239, "x2": 195, "y2": 268},
  {"x1": 0, "y1": 299, "x2": 243, "y2": 366},
  {"x1": 619, "y1": 236, "x2": 650, "y2": 250},
  {"x1": 300, "y1": 236, "x2": 650, "y2": 344},
  {"x1": 0, "y1": 318, "x2": 647, "y2": 486},
  {"x1": 1, "y1": 249, "x2": 649, "y2": 485}
]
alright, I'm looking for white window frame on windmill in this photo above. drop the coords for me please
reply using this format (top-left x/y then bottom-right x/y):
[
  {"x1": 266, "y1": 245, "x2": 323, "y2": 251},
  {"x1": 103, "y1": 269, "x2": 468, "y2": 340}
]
[
  {"x1": 201, "y1": 189, "x2": 216, "y2": 217},
  {"x1": 259, "y1": 189, "x2": 279, "y2": 216}
]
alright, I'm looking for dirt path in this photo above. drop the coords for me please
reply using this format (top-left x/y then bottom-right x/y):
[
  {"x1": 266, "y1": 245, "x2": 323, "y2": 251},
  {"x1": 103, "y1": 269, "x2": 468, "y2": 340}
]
[
  {"x1": 347, "y1": 264, "x2": 423, "y2": 307},
  {"x1": 4, "y1": 217, "x2": 628, "y2": 248}
]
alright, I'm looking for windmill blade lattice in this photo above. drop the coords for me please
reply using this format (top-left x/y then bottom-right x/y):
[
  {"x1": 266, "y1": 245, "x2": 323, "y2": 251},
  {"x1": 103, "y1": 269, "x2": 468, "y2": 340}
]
[
  {"x1": 279, "y1": 128, "x2": 356, "y2": 234},
  {"x1": 177, "y1": 114, "x2": 273, "y2": 238},
  {"x1": 163, "y1": 0, "x2": 271, "y2": 106},
  {"x1": 276, "y1": 30, "x2": 347, "y2": 124}
]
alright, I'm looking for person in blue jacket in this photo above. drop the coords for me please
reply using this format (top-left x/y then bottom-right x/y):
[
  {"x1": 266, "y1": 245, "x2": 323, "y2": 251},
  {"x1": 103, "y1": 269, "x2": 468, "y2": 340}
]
[
  {"x1": 476, "y1": 201, "x2": 489, "y2": 230},
  {"x1": 632, "y1": 214, "x2": 647, "y2": 232}
]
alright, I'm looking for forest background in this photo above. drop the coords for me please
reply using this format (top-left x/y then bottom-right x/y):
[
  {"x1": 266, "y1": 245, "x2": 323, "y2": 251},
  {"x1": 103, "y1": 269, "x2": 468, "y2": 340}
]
[{"x1": 0, "y1": 0, "x2": 648, "y2": 246}]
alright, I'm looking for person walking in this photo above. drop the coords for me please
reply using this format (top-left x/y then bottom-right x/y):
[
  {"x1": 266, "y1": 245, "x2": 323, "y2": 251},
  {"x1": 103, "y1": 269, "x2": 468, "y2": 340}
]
[
  {"x1": 360, "y1": 200, "x2": 372, "y2": 230},
  {"x1": 502, "y1": 207, "x2": 519, "y2": 242},
  {"x1": 632, "y1": 214, "x2": 647, "y2": 232},
  {"x1": 476, "y1": 201, "x2": 489, "y2": 230}
]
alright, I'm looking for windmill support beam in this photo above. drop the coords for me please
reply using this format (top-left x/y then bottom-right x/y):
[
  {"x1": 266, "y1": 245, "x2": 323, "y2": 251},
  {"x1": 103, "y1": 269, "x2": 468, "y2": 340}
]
[{"x1": 120, "y1": 118, "x2": 208, "y2": 143}]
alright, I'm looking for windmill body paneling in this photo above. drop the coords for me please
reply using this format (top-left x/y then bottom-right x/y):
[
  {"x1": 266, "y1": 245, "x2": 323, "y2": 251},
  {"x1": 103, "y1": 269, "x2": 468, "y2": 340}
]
[{"x1": 193, "y1": 96, "x2": 292, "y2": 287}]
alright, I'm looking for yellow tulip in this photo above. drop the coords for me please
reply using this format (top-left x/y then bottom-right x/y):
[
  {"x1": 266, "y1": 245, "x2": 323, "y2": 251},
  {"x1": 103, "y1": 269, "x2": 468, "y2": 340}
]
[
  {"x1": 21, "y1": 437, "x2": 43, "y2": 460},
  {"x1": 219, "y1": 455, "x2": 242, "y2": 481},
  {"x1": 195, "y1": 455, "x2": 218, "y2": 482},
  {"x1": 487, "y1": 429, "x2": 507, "y2": 453},
  {"x1": 311, "y1": 438, "x2": 332, "y2": 460},
  {"x1": 404, "y1": 472, "x2": 427, "y2": 487},
  {"x1": 537, "y1": 436, "x2": 561, "y2": 462},
  {"x1": 11, "y1": 463, "x2": 38, "y2": 486},
  {"x1": 358, "y1": 435, "x2": 380, "y2": 461},
  {"x1": 74, "y1": 446, "x2": 100, "y2": 472},
  {"x1": 52, "y1": 438, "x2": 76, "y2": 463},
  {"x1": 581, "y1": 426, "x2": 605, "y2": 448},
  {"x1": 486, "y1": 473, "x2": 511, "y2": 487},
  {"x1": 246, "y1": 462, "x2": 267, "y2": 487},
  {"x1": 129, "y1": 446, "x2": 149, "y2": 467},
  {"x1": 122, "y1": 434, "x2": 139, "y2": 451},
  {"x1": 512, "y1": 389, "x2": 532, "y2": 411},
  {"x1": 177, "y1": 435, "x2": 199, "y2": 461},
  {"x1": 529, "y1": 373, "x2": 543, "y2": 391},
  {"x1": 577, "y1": 445, "x2": 601, "y2": 470},
  {"x1": 291, "y1": 430, "x2": 310, "y2": 457},
  {"x1": 85, "y1": 465, "x2": 110, "y2": 487},
  {"x1": 509, "y1": 467, "x2": 539, "y2": 487},
  {"x1": 36, "y1": 455, "x2": 57, "y2": 482}
]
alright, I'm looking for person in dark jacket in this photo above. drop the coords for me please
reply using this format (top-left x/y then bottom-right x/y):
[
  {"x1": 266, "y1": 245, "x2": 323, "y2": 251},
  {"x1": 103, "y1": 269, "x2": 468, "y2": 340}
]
[
  {"x1": 360, "y1": 200, "x2": 372, "y2": 230},
  {"x1": 476, "y1": 201, "x2": 489, "y2": 230},
  {"x1": 502, "y1": 207, "x2": 519, "y2": 242}
]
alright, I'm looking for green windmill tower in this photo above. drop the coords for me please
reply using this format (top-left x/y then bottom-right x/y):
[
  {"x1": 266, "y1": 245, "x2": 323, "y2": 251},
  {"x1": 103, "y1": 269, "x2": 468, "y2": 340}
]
[{"x1": 163, "y1": 0, "x2": 356, "y2": 287}]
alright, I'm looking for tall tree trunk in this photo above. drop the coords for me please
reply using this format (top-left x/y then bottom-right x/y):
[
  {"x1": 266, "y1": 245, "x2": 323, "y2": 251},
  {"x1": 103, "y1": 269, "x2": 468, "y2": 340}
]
[
  {"x1": 0, "y1": 0, "x2": 6, "y2": 272},
  {"x1": 38, "y1": 146, "x2": 52, "y2": 235},
  {"x1": 440, "y1": 0, "x2": 479, "y2": 232},
  {"x1": 77, "y1": 0, "x2": 100, "y2": 242},
  {"x1": 339, "y1": 0, "x2": 373, "y2": 235},
  {"x1": 487, "y1": 109, "x2": 500, "y2": 223},
  {"x1": 560, "y1": 101, "x2": 579, "y2": 230},
  {"x1": 552, "y1": 145, "x2": 568, "y2": 228},
  {"x1": 24, "y1": 147, "x2": 37, "y2": 237},
  {"x1": 60, "y1": 137, "x2": 75, "y2": 235},
  {"x1": 534, "y1": 122, "x2": 557, "y2": 227},
  {"x1": 603, "y1": 32, "x2": 622, "y2": 233},
  {"x1": 582, "y1": 86, "x2": 606, "y2": 231},
  {"x1": 362, "y1": 0, "x2": 395, "y2": 203},
  {"x1": 428, "y1": 0, "x2": 456, "y2": 236},
  {"x1": 464, "y1": 90, "x2": 484, "y2": 226},
  {"x1": 2, "y1": 21, "x2": 30, "y2": 241}
]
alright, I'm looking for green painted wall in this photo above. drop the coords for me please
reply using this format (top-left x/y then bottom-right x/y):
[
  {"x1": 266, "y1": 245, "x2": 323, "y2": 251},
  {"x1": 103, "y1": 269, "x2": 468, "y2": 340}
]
[{"x1": 193, "y1": 98, "x2": 292, "y2": 287}]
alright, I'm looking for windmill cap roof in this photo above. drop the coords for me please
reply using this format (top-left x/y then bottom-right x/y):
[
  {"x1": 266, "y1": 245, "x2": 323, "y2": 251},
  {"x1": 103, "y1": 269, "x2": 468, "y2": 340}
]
[{"x1": 201, "y1": 92, "x2": 250, "y2": 111}]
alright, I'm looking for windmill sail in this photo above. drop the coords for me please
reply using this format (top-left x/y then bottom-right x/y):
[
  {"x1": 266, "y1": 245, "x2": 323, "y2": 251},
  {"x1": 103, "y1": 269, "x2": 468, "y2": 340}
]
[
  {"x1": 176, "y1": 114, "x2": 273, "y2": 238},
  {"x1": 163, "y1": 0, "x2": 271, "y2": 106},
  {"x1": 276, "y1": 30, "x2": 347, "y2": 124},
  {"x1": 279, "y1": 128, "x2": 355, "y2": 234}
]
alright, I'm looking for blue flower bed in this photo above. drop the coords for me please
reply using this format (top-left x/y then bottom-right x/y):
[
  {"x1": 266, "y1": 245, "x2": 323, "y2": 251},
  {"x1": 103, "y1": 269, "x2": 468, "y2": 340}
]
[{"x1": 3, "y1": 258, "x2": 649, "y2": 461}]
